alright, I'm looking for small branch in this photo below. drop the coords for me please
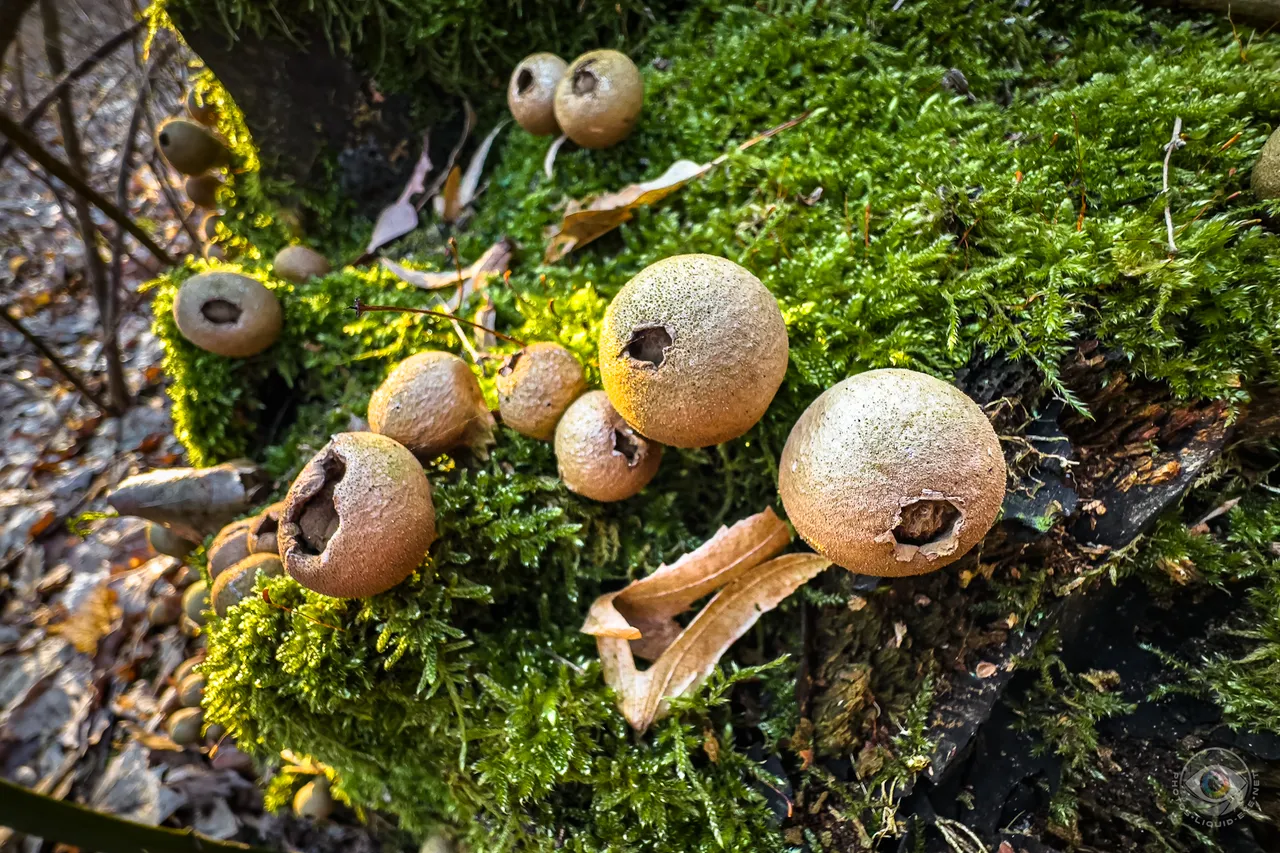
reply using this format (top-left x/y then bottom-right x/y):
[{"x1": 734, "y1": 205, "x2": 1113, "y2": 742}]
[
  {"x1": 1162, "y1": 116, "x2": 1184, "y2": 255},
  {"x1": 350, "y1": 299, "x2": 527, "y2": 347},
  {"x1": 0, "y1": 20, "x2": 144, "y2": 169},
  {"x1": 1, "y1": 306, "x2": 114, "y2": 414},
  {"x1": 0, "y1": 110, "x2": 175, "y2": 265},
  {"x1": 0, "y1": 0, "x2": 38, "y2": 72}
]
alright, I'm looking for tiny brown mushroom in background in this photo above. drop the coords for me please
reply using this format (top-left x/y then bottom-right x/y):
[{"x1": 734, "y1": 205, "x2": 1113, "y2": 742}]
[
  {"x1": 182, "y1": 580, "x2": 210, "y2": 626},
  {"x1": 207, "y1": 518, "x2": 253, "y2": 579},
  {"x1": 167, "y1": 707, "x2": 204, "y2": 746},
  {"x1": 554, "y1": 49, "x2": 644, "y2": 149},
  {"x1": 184, "y1": 173, "x2": 222, "y2": 209},
  {"x1": 156, "y1": 118, "x2": 231, "y2": 176},
  {"x1": 172, "y1": 271, "x2": 283, "y2": 358},
  {"x1": 211, "y1": 552, "x2": 283, "y2": 617},
  {"x1": 496, "y1": 342, "x2": 588, "y2": 441},
  {"x1": 555, "y1": 390, "x2": 661, "y2": 502},
  {"x1": 273, "y1": 245, "x2": 331, "y2": 284},
  {"x1": 508, "y1": 52, "x2": 568, "y2": 136},
  {"x1": 278, "y1": 432, "x2": 437, "y2": 598},
  {"x1": 778, "y1": 368, "x2": 1006, "y2": 577},
  {"x1": 185, "y1": 89, "x2": 218, "y2": 126},
  {"x1": 247, "y1": 501, "x2": 284, "y2": 554},
  {"x1": 599, "y1": 254, "x2": 788, "y2": 448},
  {"x1": 177, "y1": 672, "x2": 205, "y2": 707},
  {"x1": 146, "y1": 522, "x2": 197, "y2": 559},
  {"x1": 173, "y1": 655, "x2": 203, "y2": 684},
  {"x1": 367, "y1": 351, "x2": 495, "y2": 459}
]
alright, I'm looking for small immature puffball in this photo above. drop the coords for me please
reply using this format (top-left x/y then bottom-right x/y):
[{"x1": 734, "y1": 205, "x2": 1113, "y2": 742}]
[
  {"x1": 156, "y1": 118, "x2": 230, "y2": 176},
  {"x1": 183, "y1": 580, "x2": 210, "y2": 626},
  {"x1": 779, "y1": 369, "x2": 1007, "y2": 577},
  {"x1": 599, "y1": 254, "x2": 788, "y2": 447},
  {"x1": 508, "y1": 52, "x2": 568, "y2": 136},
  {"x1": 173, "y1": 272, "x2": 283, "y2": 358},
  {"x1": 147, "y1": 594, "x2": 182, "y2": 626},
  {"x1": 185, "y1": 90, "x2": 218, "y2": 126},
  {"x1": 555, "y1": 391, "x2": 661, "y2": 502},
  {"x1": 184, "y1": 174, "x2": 222, "y2": 208},
  {"x1": 147, "y1": 523, "x2": 197, "y2": 559},
  {"x1": 279, "y1": 432, "x2": 437, "y2": 598},
  {"x1": 247, "y1": 501, "x2": 284, "y2": 554},
  {"x1": 273, "y1": 245, "x2": 331, "y2": 283},
  {"x1": 496, "y1": 342, "x2": 588, "y2": 441},
  {"x1": 554, "y1": 49, "x2": 644, "y2": 149},
  {"x1": 368, "y1": 351, "x2": 495, "y2": 459},
  {"x1": 177, "y1": 672, "x2": 205, "y2": 707},
  {"x1": 167, "y1": 707, "x2": 204, "y2": 745},
  {"x1": 207, "y1": 519, "x2": 253, "y2": 579},
  {"x1": 211, "y1": 553, "x2": 284, "y2": 617},
  {"x1": 1251, "y1": 126, "x2": 1280, "y2": 199}
]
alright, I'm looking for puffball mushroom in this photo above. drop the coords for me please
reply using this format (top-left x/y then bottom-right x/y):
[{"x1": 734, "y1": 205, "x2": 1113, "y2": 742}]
[
  {"x1": 172, "y1": 271, "x2": 283, "y2": 358},
  {"x1": 273, "y1": 245, "x2": 331, "y2": 283},
  {"x1": 278, "y1": 432, "x2": 436, "y2": 598},
  {"x1": 778, "y1": 369, "x2": 1006, "y2": 577},
  {"x1": 554, "y1": 49, "x2": 644, "y2": 149},
  {"x1": 599, "y1": 254, "x2": 788, "y2": 448},
  {"x1": 183, "y1": 580, "x2": 210, "y2": 626},
  {"x1": 1251, "y1": 126, "x2": 1280, "y2": 199},
  {"x1": 146, "y1": 523, "x2": 197, "y2": 559},
  {"x1": 508, "y1": 52, "x2": 568, "y2": 136},
  {"x1": 555, "y1": 391, "x2": 661, "y2": 502},
  {"x1": 185, "y1": 90, "x2": 218, "y2": 126},
  {"x1": 167, "y1": 707, "x2": 204, "y2": 745},
  {"x1": 211, "y1": 553, "x2": 283, "y2": 617},
  {"x1": 184, "y1": 174, "x2": 222, "y2": 208},
  {"x1": 207, "y1": 518, "x2": 253, "y2": 579},
  {"x1": 293, "y1": 777, "x2": 334, "y2": 820},
  {"x1": 496, "y1": 342, "x2": 588, "y2": 441},
  {"x1": 367, "y1": 351, "x2": 495, "y2": 459},
  {"x1": 247, "y1": 501, "x2": 284, "y2": 554},
  {"x1": 156, "y1": 118, "x2": 230, "y2": 176},
  {"x1": 177, "y1": 672, "x2": 205, "y2": 707}
]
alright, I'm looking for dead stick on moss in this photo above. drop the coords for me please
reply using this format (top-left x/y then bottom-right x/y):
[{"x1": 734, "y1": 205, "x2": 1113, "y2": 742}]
[
  {"x1": 351, "y1": 299, "x2": 527, "y2": 347},
  {"x1": 0, "y1": 111, "x2": 174, "y2": 266},
  {"x1": 1162, "y1": 117, "x2": 1184, "y2": 255}
]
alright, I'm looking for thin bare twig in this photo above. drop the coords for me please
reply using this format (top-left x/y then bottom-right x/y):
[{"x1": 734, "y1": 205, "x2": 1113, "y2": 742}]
[
  {"x1": 1162, "y1": 116, "x2": 1184, "y2": 255},
  {"x1": 0, "y1": 20, "x2": 144, "y2": 169},
  {"x1": 350, "y1": 299, "x2": 527, "y2": 347},
  {"x1": 0, "y1": 110, "x2": 175, "y2": 265},
  {"x1": 1, "y1": 306, "x2": 113, "y2": 414}
]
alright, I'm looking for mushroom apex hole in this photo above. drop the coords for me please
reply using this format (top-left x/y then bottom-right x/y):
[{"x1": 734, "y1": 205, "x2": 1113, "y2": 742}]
[
  {"x1": 613, "y1": 428, "x2": 641, "y2": 466},
  {"x1": 625, "y1": 325, "x2": 672, "y2": 368},
  {"x1": 893, "y1": 498, "x2": 962, "y2": 546},
  {"x1": 200, "y1": 298, "x2": 242, "y2": 324},
  {"x1": 297, "y1": 455, "x2": 346, "y2": 555},
  {"x1": 499, "y1": 350, "x2": 523, "y2": 377},
  {"x1": 515, "y1": 68, "x2": 535, "y2": 94},
  {"x1": 158, "y1": 131, "x2": 170, "y2": 146},
  {"x1": 572, "y1": 65, "x2": 598, "y2": 96}
]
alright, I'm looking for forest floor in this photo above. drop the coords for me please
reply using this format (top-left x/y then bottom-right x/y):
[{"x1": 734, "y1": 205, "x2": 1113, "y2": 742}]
[{"x1": 0, "y1": 1, "x2": 395, "y2": 850}]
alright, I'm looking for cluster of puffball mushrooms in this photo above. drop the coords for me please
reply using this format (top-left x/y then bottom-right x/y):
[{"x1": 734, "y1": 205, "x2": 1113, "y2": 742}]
[
  {"x1": 170, "y1": 249, "x2": 1008, "y2": 606},
  {"x1": 155, "y1": 93, "x2": 231, "y2": 230},
  {"x1": 507, "y1": 49, "x2": 643, "y2": 148}
]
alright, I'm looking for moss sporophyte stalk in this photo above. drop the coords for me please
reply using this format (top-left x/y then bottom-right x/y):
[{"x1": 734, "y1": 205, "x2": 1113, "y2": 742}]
[{"x1": 149, "y1": 0, "x2": 1280, "y2": 849}]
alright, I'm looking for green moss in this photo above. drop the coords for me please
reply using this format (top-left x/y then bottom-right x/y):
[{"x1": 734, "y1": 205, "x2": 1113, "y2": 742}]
[{"x1": 151, "y1": 0, "x2": 1280, "y2": 849}]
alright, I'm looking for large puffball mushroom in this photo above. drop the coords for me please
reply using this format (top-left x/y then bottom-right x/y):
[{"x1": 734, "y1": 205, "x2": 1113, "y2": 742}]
[
  {"x1": 173, "y1": 272, "x2": 283, "y2": 358},
  {"x1": 496, "y1": 342, "x2": 587, "y2": 441},
  {"x1": 553, "y1": 49, "x2": 643, "y2": 149},
  {"x1": 778, "y1": 369, "x2": 1006, "y2": 577},
  {"x1": 555, "y1": 391, "x2": 661, "y2": 502},
  {"x1": 599, "y1": 254, "x2": 788, "y2": 448},
  {"x1": 184, "y1": 174, "x2": 222, "y2": 208},
  {"x1": 211, "y1": 553, "x2": 283, "y2": 617},
  {"x1": 278, "y1": 432, "x2": 436, "y2": 598},
  {"x1": 368, "y1": 351, "x2": 495, "y2": 459},
  {"x1": 508, "y1": 52, "x2": 567, "y2": 136},
  {"x1": 1251, "y1": 126, "x2": 1280, "y2": 199},
  {"x1": 273, "y1": 245, "x2": 331, "y2": 284},
  {"x1": 156, "y1": 118, "x2": 230, "y2": 176}
]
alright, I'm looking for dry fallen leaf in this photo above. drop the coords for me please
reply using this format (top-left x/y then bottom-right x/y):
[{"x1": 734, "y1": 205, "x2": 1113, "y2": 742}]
[
  {"x1": 107, "y1": 462, "x2": 264, "y2": 542},
  {"x1": 366, "y1": 131, "x2": 433, "y2": 255},
  {"x1": 381, "y1": 237, "x2": 513, "y2": 310},
  {"x1": 50, "y1": 584, "x2": 121, "y2": 654},
  {"x1": 433, "y1": 120, "x2": 506, "y2": 224},
  {"x1": 583, "y1": 508, "x2": 830, "y2": 731},
  {"x1": 545, "y1": 109, "x2": 817, "y2": 262}
]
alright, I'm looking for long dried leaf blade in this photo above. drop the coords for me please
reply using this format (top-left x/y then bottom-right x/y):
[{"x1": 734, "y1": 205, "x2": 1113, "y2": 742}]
[
  {"x1": 458, "y1": 121, "x2": 507, "y2": 209},
  {"x1": 367, "y1": 202, "x2": 419, "y2": 255},
  {"x1": 435, "y1": 166, "x2": 463, "y2": 223}
]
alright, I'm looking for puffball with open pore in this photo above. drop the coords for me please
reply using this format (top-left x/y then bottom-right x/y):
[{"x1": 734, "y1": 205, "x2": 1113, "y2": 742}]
[
  {"x1": 554, "y1": 50, "x2": 643, "y2": 149},
  {"x1": 779, "y1": 369, "x2": 1006, "y2": 577},
  {"x1": 367, "y1": 351, "x2": 495, "y2": 459},
  {"x1": 555, "y1": 391, "x2": 661, "y2": 502},
  {"x1": 278, "y1": 432, "x2": 436, "y2": 598},
  {"x1": 599, "y1": 254, "x2": 788, "y2": 448},
  {"x1": 172, "y1": 272, "x2": 282, "y2": 358},
  {"x1": 508, "y1": 52, "x2": 567, "y2": 136}
]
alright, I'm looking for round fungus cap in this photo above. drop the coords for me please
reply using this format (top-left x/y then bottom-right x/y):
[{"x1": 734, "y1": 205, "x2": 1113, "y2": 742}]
[
  {"x1": 496, "y1": 342, "x2": 588, "y2": 441},
  {"x1": 553, "y1": 49, "x2": 644, "y2": 149},
  {"x1": 182, "y1": 580, "x2": 210, "y2": 625},
  {"x1": 555, "y1": 390, "x2": 661, "y2": 502},
  {"x1": 273, "y1": 245, "x2": 331, "y2": 284},
  {"x1": 1251, "y1": 126, "x2": 1280, "y2": 199},
  {"x1": 599, "y1": 254, "x2": 788, "y2": 448},
  {"x1": 278, "y1": 432, "x2": 436, "y2": 598},
  {"x1": 184, "y1": 174, "x2": 222, "y2": 209},
  {"x1": 207, "y1": 518, "x2": 253, "y2": 579},
  {"x1": 156, "y1": 118, "x2": 229, "y2": 176},
  {"x1": 508, "y1": 52, "x2": 568, "y2": 136},
  {"x1": 211, "y1": 552, "x2": 283, "y2": 617},
  {"x1": 778, "y1": 369, "x2": 1006, "y2": 577},
  {"x1": 147, "y1": 523, "x2": 197, "y2": 559},
  {"x1": 172, "y1": 272, "x2": 283, "y2": 358},
  {"x1": 247, "y1": 501, "x2": 284, "y2": 554},
  {"x1": 185, "y1": 90, "x2": 218, "y2": 126},
  {"x1": 367, "y1": 351, "x2": 495, "y2": 459}
]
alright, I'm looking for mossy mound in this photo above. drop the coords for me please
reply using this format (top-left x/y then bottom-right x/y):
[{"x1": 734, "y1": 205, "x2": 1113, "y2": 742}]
[{"x1": 151, "y1": 0, "x2": 1280, "y2": 849}]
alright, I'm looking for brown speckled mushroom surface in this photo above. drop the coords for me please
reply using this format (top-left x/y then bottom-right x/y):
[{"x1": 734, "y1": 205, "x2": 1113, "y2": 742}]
[
  {"x1": 496, "y1": 342, "x2": 587, "y2": 441},
  {"x1": 778, "y1": 368, "x2": 1006, "y2": 577},
  {"x1": 508, "y1": 52, "x2": 568, "y2": 136},
  {"x1": 367, "y1": 351, "x2": 495, "y2": 458},
  {"x1": 278, "y1": 432, "x2": 436, "y2": 598},
  {"x1": 555, "y1": 391, "x2": 662, "y2": 502},
  {"x1": 553, "y1": 50, "x2": 644, "y2": 149},
  {"x1": 172, "y1": 272, "x2": 282, "y2": 358}
]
